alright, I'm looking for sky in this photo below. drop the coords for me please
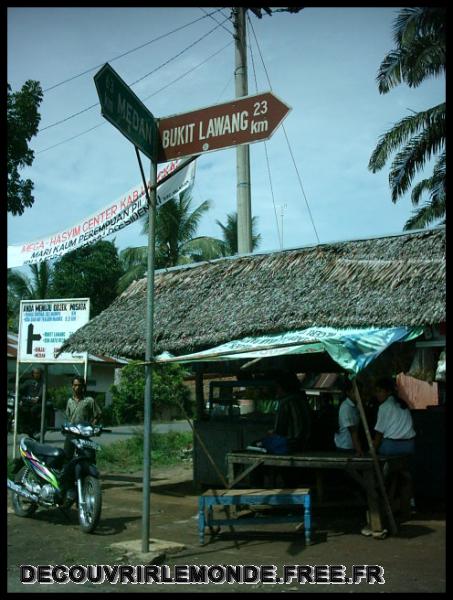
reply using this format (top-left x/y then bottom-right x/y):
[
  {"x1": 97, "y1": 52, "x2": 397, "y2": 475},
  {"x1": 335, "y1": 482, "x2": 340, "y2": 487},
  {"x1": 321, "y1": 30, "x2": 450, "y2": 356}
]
[{"x1": 7, "y1": 6, "x2": 446, "y2": 269}]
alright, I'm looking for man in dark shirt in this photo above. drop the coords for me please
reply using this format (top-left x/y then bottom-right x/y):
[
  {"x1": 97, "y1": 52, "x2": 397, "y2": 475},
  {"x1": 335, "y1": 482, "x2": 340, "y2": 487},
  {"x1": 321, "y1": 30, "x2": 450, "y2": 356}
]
[
  {"x1": 271, "y1": 371, "x2": 312, "y2": 452},
  {"x1": 19, "y1": 368, "x2": 44, "y2": 424}
]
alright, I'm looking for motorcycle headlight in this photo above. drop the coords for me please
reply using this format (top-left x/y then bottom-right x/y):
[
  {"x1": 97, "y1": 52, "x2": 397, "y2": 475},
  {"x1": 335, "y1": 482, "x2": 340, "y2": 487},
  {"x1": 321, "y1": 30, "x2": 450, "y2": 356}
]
[{"x1": 73, "y1": 439, "x2": 101, "y2": 451}]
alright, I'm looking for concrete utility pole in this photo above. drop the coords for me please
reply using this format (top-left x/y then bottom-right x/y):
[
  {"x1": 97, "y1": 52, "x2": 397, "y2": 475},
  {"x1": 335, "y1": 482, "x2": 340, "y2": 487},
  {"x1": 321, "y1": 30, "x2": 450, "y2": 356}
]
[{"x1": 233, "y1": 7, "x2": 253, "y2": 254}]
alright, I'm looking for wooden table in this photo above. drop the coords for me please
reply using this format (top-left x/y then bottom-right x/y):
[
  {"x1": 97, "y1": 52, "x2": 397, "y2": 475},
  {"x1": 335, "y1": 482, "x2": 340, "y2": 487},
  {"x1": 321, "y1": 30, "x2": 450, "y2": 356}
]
[{"x1": 226, "y1": 451, "x2": 408, "y2": 535}]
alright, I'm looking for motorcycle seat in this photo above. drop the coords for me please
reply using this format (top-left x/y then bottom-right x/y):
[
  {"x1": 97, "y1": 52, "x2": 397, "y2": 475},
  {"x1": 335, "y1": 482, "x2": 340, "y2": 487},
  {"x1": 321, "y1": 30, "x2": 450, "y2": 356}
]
[{"x1": 25, "y1": 439, "x2": 66, "y2": 459}]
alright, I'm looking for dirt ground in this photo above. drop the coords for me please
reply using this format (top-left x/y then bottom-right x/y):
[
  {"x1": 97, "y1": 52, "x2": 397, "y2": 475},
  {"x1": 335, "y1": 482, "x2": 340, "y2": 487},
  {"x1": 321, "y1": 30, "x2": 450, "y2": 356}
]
[{"x1": 7, "y1": 462, "x2": 446, "y2": 593}]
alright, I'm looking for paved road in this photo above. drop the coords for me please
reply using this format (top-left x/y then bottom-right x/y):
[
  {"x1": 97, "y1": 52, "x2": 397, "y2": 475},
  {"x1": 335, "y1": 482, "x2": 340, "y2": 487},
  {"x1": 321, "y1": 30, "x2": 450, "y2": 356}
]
[{"x1": 7, "y1": 420, "x2": 192, "y2": 458}]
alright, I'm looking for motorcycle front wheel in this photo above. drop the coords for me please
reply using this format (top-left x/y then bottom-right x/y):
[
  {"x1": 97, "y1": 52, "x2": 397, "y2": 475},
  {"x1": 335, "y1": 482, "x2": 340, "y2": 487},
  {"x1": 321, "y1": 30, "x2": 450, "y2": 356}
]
[
  {"x1": 78, "y1": 475, "x2": 102, "y2": 533},
  {"x1": 11, "y1": 467, "x2": 38, "y2": 518}
]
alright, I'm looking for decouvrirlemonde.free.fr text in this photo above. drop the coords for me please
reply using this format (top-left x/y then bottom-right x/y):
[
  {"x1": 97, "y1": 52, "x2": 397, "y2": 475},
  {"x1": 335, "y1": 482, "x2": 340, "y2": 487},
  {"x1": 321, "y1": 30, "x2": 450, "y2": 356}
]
[{"x1": 21, "y1": 564, "x2": 385, "y2": 585}]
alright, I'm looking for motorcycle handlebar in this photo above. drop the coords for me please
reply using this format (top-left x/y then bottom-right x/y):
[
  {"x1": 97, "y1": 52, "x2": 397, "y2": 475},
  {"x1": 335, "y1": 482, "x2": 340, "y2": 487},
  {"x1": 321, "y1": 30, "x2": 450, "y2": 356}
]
[{"x1": 58, "y1": 425, "x2": 112, "y2": 435}]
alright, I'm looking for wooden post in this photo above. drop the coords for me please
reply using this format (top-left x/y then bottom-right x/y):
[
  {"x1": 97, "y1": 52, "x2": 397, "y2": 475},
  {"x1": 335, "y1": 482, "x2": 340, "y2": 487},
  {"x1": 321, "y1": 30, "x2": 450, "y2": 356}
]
[
  {"x1": 195, "y1": 366, "x2": 204, "y2": 421},
  {"x1": 351, "y1": 378, "x2": 398, "y2": 535}
]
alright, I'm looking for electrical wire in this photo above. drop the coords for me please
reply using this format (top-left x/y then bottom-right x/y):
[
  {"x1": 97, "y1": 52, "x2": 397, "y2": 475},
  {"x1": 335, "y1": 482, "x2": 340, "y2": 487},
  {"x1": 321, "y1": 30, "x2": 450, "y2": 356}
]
[
  {"x1": 247, "y1": 21, "x2": 282, "y2": 249},
  {"x1": 39, "y1": 15, "x2": 231, "y2": 133},
  {"x1": 144, "y1": 41, "x2": 233, "y2": 103},
  {"x1": 36, "y1": 40, "x2": 233, "y2": 155},
  {"x1": 42, "y1": 9, "x2": 224, "y2": 92},
  {"x1": 248, "y1": 14, "x2": 321, "y2": 245},
  {"x1": 198, "y1": 7, "x2": 235, "y2": 36},
  {"x1": 214, "y1": 74, "x2": 234, "y2": 104}
]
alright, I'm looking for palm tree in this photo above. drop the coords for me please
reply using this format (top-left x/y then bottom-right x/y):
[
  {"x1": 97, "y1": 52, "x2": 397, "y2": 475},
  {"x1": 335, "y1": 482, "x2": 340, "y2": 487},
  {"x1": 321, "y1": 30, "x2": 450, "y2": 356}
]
[
  {"x1": 368, "y1": 7, "x2": 445, "y2": 229},
  {"x1": 117, "y1": 190, "x2": 220, "y2": 292},
  {"x1": 8, "y1": 262, "x2": 53, "y2": 331},
  {"x1": 215, "y1": 212, "x2": 261, "y2": 256}
]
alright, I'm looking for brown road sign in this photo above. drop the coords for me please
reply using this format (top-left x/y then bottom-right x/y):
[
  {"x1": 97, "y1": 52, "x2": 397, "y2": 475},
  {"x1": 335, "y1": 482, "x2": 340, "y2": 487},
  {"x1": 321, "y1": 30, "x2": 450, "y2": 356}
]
[{"x1": 157, "y1": 91, "x2": 291, "y2": 163}]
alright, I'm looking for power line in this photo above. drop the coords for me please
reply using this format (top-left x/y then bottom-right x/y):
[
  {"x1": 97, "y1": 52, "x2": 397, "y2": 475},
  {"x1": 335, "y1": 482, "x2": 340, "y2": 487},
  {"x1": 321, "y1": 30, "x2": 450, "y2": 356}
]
[
  {"x1": 42, "y1": 9, "x2": 224, "y2": 93},
  {"x1": 247, "y1": 18, "x2": 282, "y2": 249},
  {"x1": 36, "y1": 122, "x2": 105, "y2": 155},
  {"x1": 129, "y1": 15, "x2": 231, "y2": 88},
  {"x1": 247, "y1": 14, "x2": 321, "y2": 245},
  {"x1": 36, "y1": 41, "x2": 232, "y2": 155},
  {"x1": 39, "y1": 16, "x2": 231, "y2": 133},
  {"x1": 198, "y1": 7, "x2": 235, "y2": 36},
  {"x1": 143, "y1": 41, "x2": 233, "y2": 102}
]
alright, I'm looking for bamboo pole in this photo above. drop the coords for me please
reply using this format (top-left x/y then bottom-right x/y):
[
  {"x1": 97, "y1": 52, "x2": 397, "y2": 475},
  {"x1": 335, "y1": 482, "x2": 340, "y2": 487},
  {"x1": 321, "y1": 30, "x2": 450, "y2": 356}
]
[{"x1": 351, "y1": 378, "x2": 398, "y2": 536}]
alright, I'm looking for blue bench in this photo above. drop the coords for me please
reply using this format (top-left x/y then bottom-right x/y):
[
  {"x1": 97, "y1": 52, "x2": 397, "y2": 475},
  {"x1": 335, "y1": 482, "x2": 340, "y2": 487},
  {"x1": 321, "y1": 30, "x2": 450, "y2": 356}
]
[{"x1": 198, "y1": 488, "x2": 311, "y2": 545}]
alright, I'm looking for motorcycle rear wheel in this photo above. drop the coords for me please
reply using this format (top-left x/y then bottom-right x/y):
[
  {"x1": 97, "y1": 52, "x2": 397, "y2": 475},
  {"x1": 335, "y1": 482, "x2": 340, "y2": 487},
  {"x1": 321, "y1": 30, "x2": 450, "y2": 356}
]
[
  {"x1": 11, "y1": 467, "x2": 38, "y2": 517},
  {"x1": 78, "y1": 475, "x2": 102, "y2": 533}
]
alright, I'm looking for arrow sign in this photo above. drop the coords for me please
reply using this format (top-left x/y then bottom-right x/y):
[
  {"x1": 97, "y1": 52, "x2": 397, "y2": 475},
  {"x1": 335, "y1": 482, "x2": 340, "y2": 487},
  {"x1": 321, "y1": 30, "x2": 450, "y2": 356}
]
[
  {"x1": 157, "y1": 91, "x2": 291, "y2": 163},
  {"x1": 94, "y1": 63, "x2": 156, "y2": 160}
]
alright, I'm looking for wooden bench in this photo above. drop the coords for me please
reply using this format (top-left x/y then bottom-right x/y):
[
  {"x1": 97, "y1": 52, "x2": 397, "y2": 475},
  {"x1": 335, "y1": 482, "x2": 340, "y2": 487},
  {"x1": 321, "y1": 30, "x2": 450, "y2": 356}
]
[{"x1": 198, "y1": 488, "x2": 311, "y2": 545}]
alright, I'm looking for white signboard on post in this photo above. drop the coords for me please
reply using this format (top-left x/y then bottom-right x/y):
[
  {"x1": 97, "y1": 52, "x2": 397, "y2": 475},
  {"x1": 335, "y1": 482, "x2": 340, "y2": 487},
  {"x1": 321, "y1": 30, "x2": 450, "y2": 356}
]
[{"x1": 18, "y1": 298, "x2": 90, "y2": 363}]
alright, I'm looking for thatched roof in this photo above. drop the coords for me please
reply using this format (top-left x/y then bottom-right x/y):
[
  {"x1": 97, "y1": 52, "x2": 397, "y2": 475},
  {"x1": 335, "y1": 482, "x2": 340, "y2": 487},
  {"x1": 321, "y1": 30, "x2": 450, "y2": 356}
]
[{"x1": 61, "y1": 227, "x2": 445, "y2": 359}]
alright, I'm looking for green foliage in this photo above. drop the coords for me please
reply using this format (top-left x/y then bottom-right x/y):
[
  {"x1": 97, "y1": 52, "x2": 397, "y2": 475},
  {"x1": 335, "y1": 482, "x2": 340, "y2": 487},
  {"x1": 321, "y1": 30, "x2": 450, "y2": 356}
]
[
  {"x1": 46, "y1": 385, "x2": 70, "y2": 412},
  {"x1": 97, "y1": 431, "x2": 192, "y2": 472},
  {"x1": 110, "y1": 361, "x2": 193, "y2": 425},
  {"x1": 51, "y1": 240, "x2": 124, "y2": 317},
  {"x1": 99, "y1": 404, "x2": 115, "y2": 426},
  {"x1": 118, "y1": 190, "x2": 222, "y2": 293},
  {"x1": 215, "y1": 212, "x2": 261, "y2": 256},
  {"x1": 369, "y1": 7, "x2": 445, "y2": 228},
  {"x1": 7, "y1": 80, "x2": 43, "y2": 215},
  {"x1": 8, "y1": 262, "x2": 54, "y2": 332},
  {"x1": 152, "y1": 191, "x2": 212, "y2": 268}
]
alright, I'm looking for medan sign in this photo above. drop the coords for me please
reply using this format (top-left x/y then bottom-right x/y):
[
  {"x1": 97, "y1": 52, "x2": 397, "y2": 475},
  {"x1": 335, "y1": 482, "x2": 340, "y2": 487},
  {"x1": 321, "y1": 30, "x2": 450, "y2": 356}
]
[
  {"x1": 94, "y1": 63, "x2": 156, "y2": 160},
  {"x1": 18, "y1": 299, "x2": 90, "y2": 363},
  {"x1": 157, "y1": 91, "x2": 291, "y2": 162}
]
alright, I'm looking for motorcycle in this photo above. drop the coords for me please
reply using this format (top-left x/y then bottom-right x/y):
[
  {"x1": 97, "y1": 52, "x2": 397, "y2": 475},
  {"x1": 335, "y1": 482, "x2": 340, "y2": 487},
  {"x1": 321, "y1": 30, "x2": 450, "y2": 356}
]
[
  {"x1": 14, "y1": 395, "x2": 55, "y2": 440},
  {"x1": 8, "y1": 422, "x2": 107, "y2": 534}
]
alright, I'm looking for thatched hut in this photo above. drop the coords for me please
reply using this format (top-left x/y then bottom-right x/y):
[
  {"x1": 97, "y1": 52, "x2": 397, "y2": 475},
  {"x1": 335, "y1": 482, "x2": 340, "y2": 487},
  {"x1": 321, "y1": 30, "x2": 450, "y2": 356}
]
[
  {"x1": 62, "y1": 226, "x2": 445, "y2": 488},
  {"x1": 61, "y1": 226, "x2": 445, "y2": 360}
]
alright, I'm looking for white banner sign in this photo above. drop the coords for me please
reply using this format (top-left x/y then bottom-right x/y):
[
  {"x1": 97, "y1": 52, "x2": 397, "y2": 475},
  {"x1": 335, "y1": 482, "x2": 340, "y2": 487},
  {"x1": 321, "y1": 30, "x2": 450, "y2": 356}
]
[
  {"x1": 18, "y1": 298, "x2": 90, "y2": 363},
  {"x1": 8, "y1": 159, "x2": 196, "y2": 268}
]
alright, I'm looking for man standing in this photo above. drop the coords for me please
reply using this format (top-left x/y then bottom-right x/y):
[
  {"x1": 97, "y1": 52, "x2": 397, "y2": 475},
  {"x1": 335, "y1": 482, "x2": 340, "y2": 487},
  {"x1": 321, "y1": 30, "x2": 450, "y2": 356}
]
[
  {"x1": 64, "y1": 376, "x2": 102, "y2": 458},
  {"x1": 19, "y1": 368, "x2": 43, "y2": 401},
  {"x1": 65, "y1": 376, "x2": 101, "y2": 425},
  {"x1": 18, "y1": 368, "x2": 44, "y2": 433}
]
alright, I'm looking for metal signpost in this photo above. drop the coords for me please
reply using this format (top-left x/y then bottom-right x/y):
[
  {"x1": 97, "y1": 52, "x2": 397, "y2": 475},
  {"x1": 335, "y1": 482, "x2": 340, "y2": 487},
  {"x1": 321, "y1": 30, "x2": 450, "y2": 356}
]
[
  {"x1": 95, "y1": 63, "x2": 158, "y2": 553},
  {"x1": 157, "y1": 91, "x2": 291, "y2": 163},
  {"x1": 94, "y1": 63, "x2": 291, "y2": 554}
]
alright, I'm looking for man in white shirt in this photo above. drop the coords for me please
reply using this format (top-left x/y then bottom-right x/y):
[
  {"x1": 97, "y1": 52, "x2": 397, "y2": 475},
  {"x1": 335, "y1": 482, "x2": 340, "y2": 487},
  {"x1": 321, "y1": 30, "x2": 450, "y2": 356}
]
[
  {"x1": 373, "y1": 377, "x2": 415, "y2": 456},
  {"x1": 334, "y1": 379, "x2": 363, "y2": 457}
]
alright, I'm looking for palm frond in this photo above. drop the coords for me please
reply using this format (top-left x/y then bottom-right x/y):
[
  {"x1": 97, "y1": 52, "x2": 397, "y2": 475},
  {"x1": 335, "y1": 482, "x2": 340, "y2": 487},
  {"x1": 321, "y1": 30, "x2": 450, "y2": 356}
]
[
  {"x1": 404, "y1": 195, "x2": 445, "y2": 230},
  {"x1": 119, "y1": 246, "x2": 148, "y2": 270},
  {"x1": 215, "y1": 212, "x2": 261, "y2": 255},
  {"x1": 181, "y1": 236, "x2": 226, "y2": 261},
  {"x1": 178, "y1": 198, "x2": 211, "y2": 243},
  {"x1": 117, "y1": 264, "x2": 147, "y2": 294},
  {"x1": 378, "y1": 7, "x2": 445, "y2": 93},
  {"x1": 8, "y1": 270, "x2": 33, "y2": 299},
  {"x1": 368, "y1": 103, "x2": 445, "y2": 172},
  {"x1": 410, "y1": 152, "x2": 445, "y2": 206},
  {"x1": 30, "y1": 262, "x2": 53, "y2": 298},
  {"x1": 401, "y1": 36, "x2": 445, "y2": 88},
  {"x1": 377, "y1": 50, "x2": 405, "y2": 94},
  {"x1": 388, "y1": 126, "x2": 445, "y2": 202}
]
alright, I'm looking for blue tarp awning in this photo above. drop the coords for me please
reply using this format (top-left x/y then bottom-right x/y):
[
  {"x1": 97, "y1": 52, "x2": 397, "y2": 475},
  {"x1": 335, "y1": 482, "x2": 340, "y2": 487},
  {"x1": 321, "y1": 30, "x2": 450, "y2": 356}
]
[{"x1": 156, "y1": 326, "x2": 423, "y2": 374}]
